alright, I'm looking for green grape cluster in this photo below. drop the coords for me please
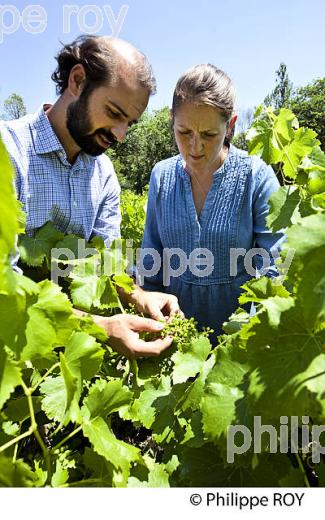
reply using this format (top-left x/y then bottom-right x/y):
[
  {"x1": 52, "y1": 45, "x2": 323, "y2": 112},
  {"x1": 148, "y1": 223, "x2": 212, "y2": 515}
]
[
  {"x1": 160, "y1": 315, "x2": 199, "y2": 351},
  {"x1": 125, "y1": 305, "x2": 213, "y2": 350},
  {"x1": 149, "y1": 315, "x2": 213, "y2": 351}
]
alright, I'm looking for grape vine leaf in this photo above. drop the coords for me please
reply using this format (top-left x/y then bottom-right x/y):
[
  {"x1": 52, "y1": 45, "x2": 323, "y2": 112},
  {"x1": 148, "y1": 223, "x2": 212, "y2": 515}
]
[
  {"x1": 239, "y1": 277, "x2": 290, "y2": 305},
  {"x1": 22, "y1": 280, "x2": 78, "y2": 369},
  {"x1": 201, "y1": 344, "x2": 250, "y2": 443},
  {"x1": 171, "y1": 336, "x2": 212, "y2": 384},
  {"x1": 179, "y1": 354, "x2": 216, "y2": 413},
  {"x1": 282, "y1": 127, "x2": 319, "y2": 179},
  {"x1": 51, "y1": 459, "x2": 69, "y2": 487},
  {"x1": 289, "y1": 353, "x2": 325, "y2": 419},
  {"x1": 128, "y1": 454, "x2": 170, "y2": 487},
  {"x1": 40, "y1": 376, "x2": 66, "y2": 423},
  {"x1": 128, "y1": 375, "x2": 171, "y2": 428},
  {"x1": 82, "y1": 379, "x2": 133, "y2": 418},
  {"x1": 246, "y1": 300, "x2": 325, "y2": 419},
  {"x1": 0, "y1": 137, "x2": 19, "y2": 257},
  {"x1": 59, "y1": 353, "x2": 81, "y2": 425},
  {"x1": 112, "y1": 273, "x2": 134, "y2": 293},
  {"x1": 81, "y1": 417, "x2": 140, "y2": 477},
  {"x1": 283, "y1": 214, "x2": 325, "y2": 328},
  {"x1": 5, "y1": 395, "x2": 41, "y2": 423},
  {"x1": 150, "y1": 383, "x2": 188, "y2": 444},
  {"x1": 64, "y1": 332, "x2": 104, "y2": 383},
  {"x1": 0, "y1": 137, "x2": 20, "y2": 293},
  {"x1": 0, "y1": 454, "x2": 36, "y2": 487},
  {"x1": 266, "y1": 186, "x2": 301, "y2": 232},
  {"x1": 247, "y1": 119, "x2": 283, "y2": 164},
  {"x1": 81, "y1": 380, "x2": 139, "y2": 478},
  {"x1": 69, "y1": 258, "x2": 121, "y2": 311},
  {"x1": 175, "y1": 444, "x2": 298, "y2": 486},
  {"x1": 0, "y1": 346, "x2": 22, "y2": 409},
  {"x1": 19, "y1": 222, "x2": 64, "y2": 267}
]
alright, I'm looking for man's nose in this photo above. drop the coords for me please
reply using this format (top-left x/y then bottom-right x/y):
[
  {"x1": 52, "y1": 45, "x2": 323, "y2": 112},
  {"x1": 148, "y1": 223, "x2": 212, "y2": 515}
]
[{"x1": 111, "y1": 121, "x2": 129, "y2": 142}]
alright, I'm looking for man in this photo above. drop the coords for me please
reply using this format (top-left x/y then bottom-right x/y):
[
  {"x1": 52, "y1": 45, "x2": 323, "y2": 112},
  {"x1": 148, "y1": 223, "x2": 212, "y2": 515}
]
[{"x1": 0, "y1": 35, "x2": 181, "y2": 358}]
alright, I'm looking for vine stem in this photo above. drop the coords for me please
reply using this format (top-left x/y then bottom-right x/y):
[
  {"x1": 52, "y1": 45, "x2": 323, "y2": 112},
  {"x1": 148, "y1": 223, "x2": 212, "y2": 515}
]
[
  {"x1": 51, "y1": 425, "x2": 82, "y2": 451},
  {"x1": 291, "y1": 439, "x2": 310, "y2": 488},
  {"x1": 13, "y1": 439, "x2": 19, "y2": 463},
  {"x1": 0, "y1": 428, "x2": 32, "y2": 454},
  {"x1": 129, "y1": 359, "x2": 139, "y2": 389},
  {"x1": 21, "y1": 380, "x2": 52, "y2": 485},
  {"x1": 64, "y1": 478, "x2": 104, "y2": 487},
  {"x1": 31, "y1": 362, "x2": 60, "y2": 393},
  {"x1": 0, "y1": 362, "x2": 59, "y2": 478}
]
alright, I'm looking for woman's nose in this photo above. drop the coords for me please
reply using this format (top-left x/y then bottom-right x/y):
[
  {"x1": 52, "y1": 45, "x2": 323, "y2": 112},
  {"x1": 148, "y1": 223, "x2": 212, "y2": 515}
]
[{"x1": 189, "y1": 134, "x2": 203, "y2": 152}]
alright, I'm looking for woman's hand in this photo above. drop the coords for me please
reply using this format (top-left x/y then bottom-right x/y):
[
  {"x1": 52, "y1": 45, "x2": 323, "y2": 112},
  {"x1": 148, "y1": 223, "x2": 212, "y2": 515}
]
[{"x1": 124, "y1": 286, "x2": 184, "y2": 321}]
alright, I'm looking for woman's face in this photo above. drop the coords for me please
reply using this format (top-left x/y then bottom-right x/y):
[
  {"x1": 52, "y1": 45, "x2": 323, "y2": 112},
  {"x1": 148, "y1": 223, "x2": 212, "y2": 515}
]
[{"x1": 173, "y1": 102, "x2": 232, "y2": 176}]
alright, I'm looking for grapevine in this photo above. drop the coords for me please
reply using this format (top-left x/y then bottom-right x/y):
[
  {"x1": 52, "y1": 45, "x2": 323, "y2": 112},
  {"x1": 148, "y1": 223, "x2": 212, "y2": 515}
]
[{"x1": 0, "y1": 105, "x2": 324, "y2": 486}]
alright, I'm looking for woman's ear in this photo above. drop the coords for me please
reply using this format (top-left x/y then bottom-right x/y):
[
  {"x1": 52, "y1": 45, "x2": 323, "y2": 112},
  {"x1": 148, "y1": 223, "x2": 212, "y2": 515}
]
[
  {"x1": 228, "y1": 114, "x2": 238, "y2": 130},
  {"x1": 169, "y1": 109, "x2": 175, "y2": 129}
]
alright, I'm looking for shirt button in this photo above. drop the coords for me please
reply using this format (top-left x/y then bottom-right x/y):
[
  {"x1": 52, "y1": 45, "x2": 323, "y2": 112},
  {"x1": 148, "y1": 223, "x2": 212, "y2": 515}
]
[{"x1": 73, "y1": 200, "x2": 78, "y2": 207}]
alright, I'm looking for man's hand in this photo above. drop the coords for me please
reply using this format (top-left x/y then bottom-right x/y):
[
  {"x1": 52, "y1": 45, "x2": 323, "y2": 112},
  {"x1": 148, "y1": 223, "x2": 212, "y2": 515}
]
[
  {"x1": 93, "y1": 313, "x2": 173, "y2": 359},
  {"x1": 119, "y1": 285, "x2": 184, "y2": 321}
]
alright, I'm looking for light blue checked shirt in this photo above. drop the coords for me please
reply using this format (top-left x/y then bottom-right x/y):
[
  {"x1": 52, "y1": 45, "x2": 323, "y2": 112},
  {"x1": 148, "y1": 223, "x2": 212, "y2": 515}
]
[{"x1": 0, "y1": 105, "x2": 121, "y2": 245}]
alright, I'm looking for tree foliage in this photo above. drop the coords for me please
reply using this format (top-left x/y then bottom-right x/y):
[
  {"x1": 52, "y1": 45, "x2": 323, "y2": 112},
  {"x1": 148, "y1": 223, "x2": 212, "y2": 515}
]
[
  {"x1": 289, "y1": 78, "x2": 325, "y2": 149},
  {"x1": 2, "y1": 93, "x2": 27, "y2": 120},
  {"x1": 264, "y1": 62, "x2": 293, "y2": 110}
]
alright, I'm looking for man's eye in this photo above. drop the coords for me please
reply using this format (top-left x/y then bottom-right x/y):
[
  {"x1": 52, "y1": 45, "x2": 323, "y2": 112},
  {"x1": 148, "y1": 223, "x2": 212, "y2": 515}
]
[
  {"x1": 106, "y1": 107, "x2": 120, "y2": 118},
  {"x1": 178, "y1": 130, "x2": 190, "y2": 135},
  {"x1": 202, "y1": 133, "x2": 217, "y2": 138}
]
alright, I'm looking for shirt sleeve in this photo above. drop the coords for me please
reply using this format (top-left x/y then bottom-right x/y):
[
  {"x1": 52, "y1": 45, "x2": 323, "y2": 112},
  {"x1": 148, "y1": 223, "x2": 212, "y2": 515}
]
[
  {"x1": 91, "y1": 160, "x2": 121, "y2": 247},
  {"x1": 140, "y1": 164, "x2": 165, "y2": 291},
  {"x1": 252, "y1": 159, "x2": 286, "y2": 277}
]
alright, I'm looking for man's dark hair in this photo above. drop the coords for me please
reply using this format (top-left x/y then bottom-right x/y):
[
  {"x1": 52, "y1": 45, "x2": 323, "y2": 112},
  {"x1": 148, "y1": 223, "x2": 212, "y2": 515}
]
[{"x1": 51, "y1": 35, "x2": 156, "y2": 96}]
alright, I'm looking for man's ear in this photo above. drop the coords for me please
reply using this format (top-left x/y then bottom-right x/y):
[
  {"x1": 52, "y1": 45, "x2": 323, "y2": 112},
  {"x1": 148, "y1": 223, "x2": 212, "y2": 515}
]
[{"x1": 68, "y1": 64, "x2": 86, "y2": 97}]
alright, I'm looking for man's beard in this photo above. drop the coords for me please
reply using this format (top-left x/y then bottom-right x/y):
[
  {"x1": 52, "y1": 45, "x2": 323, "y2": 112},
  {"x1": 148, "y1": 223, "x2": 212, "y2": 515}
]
[{"x1": 66, "y1": 90, "x2": 118, "y2": 156}]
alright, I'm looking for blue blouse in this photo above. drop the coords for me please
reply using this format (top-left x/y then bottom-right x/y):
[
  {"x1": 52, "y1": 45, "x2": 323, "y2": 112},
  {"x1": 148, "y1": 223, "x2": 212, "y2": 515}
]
[{"x1": 140, "y1": 145, "x2": 284, "y2": 337}]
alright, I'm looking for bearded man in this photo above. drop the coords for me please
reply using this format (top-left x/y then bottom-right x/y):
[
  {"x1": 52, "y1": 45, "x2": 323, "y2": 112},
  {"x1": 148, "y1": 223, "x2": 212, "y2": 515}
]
[{"x1": 0, "y1": 35, "x2": 181, "y2": 358}]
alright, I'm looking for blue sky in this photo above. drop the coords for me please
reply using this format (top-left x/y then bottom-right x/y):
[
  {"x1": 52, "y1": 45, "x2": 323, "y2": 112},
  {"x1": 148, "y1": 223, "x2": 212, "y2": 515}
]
[{"x1": 0, "y1": 0, "x2": 324, "y2": 118}]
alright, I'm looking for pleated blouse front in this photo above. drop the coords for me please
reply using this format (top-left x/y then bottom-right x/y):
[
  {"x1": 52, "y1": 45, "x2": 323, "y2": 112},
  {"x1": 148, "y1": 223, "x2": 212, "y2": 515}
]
[{"x1": 141, "y1": 145, "x2": 284, "y2": 336}]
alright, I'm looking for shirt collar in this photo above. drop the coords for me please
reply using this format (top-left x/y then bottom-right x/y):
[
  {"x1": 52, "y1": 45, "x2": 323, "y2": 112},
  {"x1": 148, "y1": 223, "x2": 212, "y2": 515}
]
[
  {"x1": 30, "y1": 105, "x2": 65, "y2": 155},
  {"x1": 30, "y1": 104, "x2": 96, "y2": 168}
]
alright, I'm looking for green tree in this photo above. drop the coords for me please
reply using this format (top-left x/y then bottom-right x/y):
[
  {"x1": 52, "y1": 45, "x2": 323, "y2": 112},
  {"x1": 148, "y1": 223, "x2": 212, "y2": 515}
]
[
  {"x1": 2, "y1": 93, "x2": 27, "y2": 120},
  {"x1": 108, "y1": 107, "x2": 178, "y2": 193},
  {"x1": 232, "y1": 132, "x2": 249, "y2": 151},
  {"x1": 233, "y1": 107, "x2": 254, "y2": 151},
  {"x1": 264, "y1": 63, "x2": 293, "y2": 110},
  {"x1": 289, "y1": 77, "x2": 325, "y2": 149}
]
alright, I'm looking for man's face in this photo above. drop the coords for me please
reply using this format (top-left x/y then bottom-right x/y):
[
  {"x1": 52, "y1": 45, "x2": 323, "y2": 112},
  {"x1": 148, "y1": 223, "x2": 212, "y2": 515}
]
[{"x1": 66, "y1": 79, "x2": 149, "y2": 156}]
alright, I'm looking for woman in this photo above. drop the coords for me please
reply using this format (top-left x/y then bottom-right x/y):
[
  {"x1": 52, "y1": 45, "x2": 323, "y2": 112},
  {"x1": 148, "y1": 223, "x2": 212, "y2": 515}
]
[{"x1": 140, "y1": 64, "x2": 284, "y2": 338}]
